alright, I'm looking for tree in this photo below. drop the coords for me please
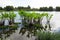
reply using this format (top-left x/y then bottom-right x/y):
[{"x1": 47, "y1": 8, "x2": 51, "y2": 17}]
[
  {"x1": 48, "y1": 7, "x2": 53, "y2": 11},
  {"x1": 39, "y1": 7, "x2": 48, "y2": 11},
  {"x1": 27, "y1": 5, "x2": 30, "y2": 9},
  {"x1": 56, "y1": 7, "x2": 60, "y2": 11},
  {"x1": 4, "y1": 6, "x2": 14, "y2": 11},
  {"x1": 18, "y1": 7, "x2": 24, "y2": 10},
  {"x1": 0, "y1": 7, "x2": 3, "y2": 10},
  {"x1": 39, "y1": 7, "x2": 43, "y2": 11}
]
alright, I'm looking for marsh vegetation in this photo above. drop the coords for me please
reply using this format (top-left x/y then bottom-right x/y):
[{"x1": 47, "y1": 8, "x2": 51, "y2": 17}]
[{"x1": 0, "y1": 10, "x2": 60, "y2": 40}]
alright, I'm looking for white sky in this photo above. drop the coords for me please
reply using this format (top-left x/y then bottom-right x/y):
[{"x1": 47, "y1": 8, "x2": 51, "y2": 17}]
[{"x1": 0, "y1": 0, "x2": 60, "y2": 8}]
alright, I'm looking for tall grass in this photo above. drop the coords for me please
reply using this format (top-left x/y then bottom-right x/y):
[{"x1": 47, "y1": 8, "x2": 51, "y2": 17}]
[{"x1": 36, "y1": 31, "x2": 60, "y2": 40}]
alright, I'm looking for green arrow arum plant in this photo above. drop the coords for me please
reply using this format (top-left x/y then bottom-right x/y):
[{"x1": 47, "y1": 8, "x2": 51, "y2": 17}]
[{"x1": 18, "y1": 10, "x2": 53, "y2": 37}]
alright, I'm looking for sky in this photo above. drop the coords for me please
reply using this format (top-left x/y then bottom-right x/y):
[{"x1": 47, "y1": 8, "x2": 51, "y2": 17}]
[{"x1": 0, "y1": 0, "x2": 60, "y2": 8}]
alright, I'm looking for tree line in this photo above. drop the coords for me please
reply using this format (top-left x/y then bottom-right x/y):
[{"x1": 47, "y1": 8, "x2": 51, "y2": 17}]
[{"x1": 0, "y1": 6, "x2": 60, "y2": 11}]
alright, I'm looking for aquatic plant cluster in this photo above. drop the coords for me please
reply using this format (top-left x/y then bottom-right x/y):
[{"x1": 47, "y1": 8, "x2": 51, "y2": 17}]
[
  {"x1": 0, "y1": 12, "x2": 16, "y2": 25},
  {"x1": 19, "y1": 10, "x2": 53, "y2": 37},
  {"x1": 0, "y1": 11, "x2": 60, "y2": 40},
  {"x1": 0, "y1": 12, "x2": 18, "y2": 40}
]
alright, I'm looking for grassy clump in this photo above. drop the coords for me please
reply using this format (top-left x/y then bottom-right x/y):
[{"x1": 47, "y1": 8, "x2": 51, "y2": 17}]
[{"x1": 36, "y1": 31, "x2": 60, "y2": 40}]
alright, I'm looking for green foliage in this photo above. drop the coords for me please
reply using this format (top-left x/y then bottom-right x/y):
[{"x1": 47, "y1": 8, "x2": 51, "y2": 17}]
[
  {"x1": 19, "y1": 10, "x2": 53, "y2": 37},
  {"x1": 36, "y1": 32, "x2": 55, "y2": 40},
  {"x1": 4, "y1": 6, "x2": 14, "y2": 11},
  {"x1": 0, "y1": 12, "x2": 16, "y2": 20},
  {"x1": 0, "y1": 7, "x2": 3, "y2": 10},
  {"x1": 0, "y1": 15, "x2": 2, "y2": 19},
  {"x1": 39, "y1": 7, "x2": 53, "y2": 11},
  {"x1": 45, "y1": 13, "x2": 53, "y2": 20},
  {"x1": 1, "y1": 5, "x2": 60, "y2": 11},
  {"x1": 1, "y1": 12, "x2": 9, "y2": 19},
  {"x1": 8, "y1": 12, "x2": 16, "y2": 19},
  {"x1": 36, "y1": 32, "x2": 60, "y2": 40},
  {"x1": 48, "y1": 7, "x2": 53, "y2": 11},
  {"x1": 56, "y1": 7, "x2": 60, "y2": 11},
  {"x1": 39, "y1": 7, "x2": 48, "y2": 11},
  {"x1": 0, "y1": 26, "x2": 8, "y2": 29},
  {"x1": 19, "y1": 10, "x2": 50, "y2": 19},
  {"x1": 0, "y1": 25, "x2": 18, "y2": 30},
  {"x1": 18, "y1": 10, "x2": 26, "y2": 17},
  {"x1": 49, "y1": 14, "x2": 53, "y2": 20},
  {"x1": 9, "y1": 25, "x2": 18, "y2": 30},
  {"x1": 0, "y1": 12, "x2": 16, "y2": 25},
  {"x1": 54, "y1": 33, "x2": 60, "y2": 40}
]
